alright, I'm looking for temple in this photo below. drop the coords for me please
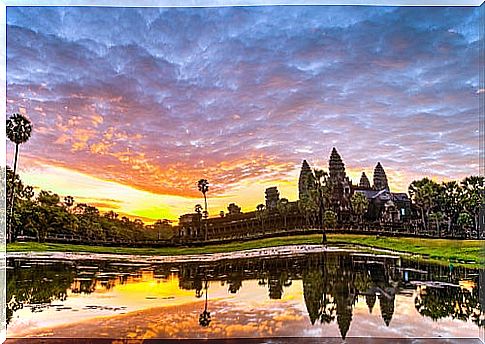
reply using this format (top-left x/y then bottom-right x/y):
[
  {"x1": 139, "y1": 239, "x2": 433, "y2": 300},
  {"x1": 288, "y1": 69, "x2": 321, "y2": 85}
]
[
  {"x1": 298, "y1": 148, "x2": 411, "y2": 223},
  {"x1": 265, "y1": 187, "x2": 280, "y2": 212},
  {"x1": 373, "y1": 162, "x2": 389, "y2": 191},
  {"x1": 328, "y1": 147, "x2": 352, "y2": 217},
  {"x1": 298, "y1": 160, "x2": 315, "y2": 199},
  {"x1": 177, "y1": 147, "x2": 411, "y2": 242},
  {"x1": 359, "y1": 172, "x2": 371, "y2": 189}
]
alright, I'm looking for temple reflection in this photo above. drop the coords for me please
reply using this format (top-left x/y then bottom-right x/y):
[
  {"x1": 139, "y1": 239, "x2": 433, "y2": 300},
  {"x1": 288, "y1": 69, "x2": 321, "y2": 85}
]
[{"x1": 7, "y1": 252, "x2": 484, "y2": 339}]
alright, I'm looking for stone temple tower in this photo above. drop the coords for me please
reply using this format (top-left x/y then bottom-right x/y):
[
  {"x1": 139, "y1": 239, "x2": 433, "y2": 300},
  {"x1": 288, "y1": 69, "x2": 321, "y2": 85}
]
[
  {"x1": 265, "y1": 187, "x2": 280, "y2": 211},
  {"x1": 328, "y1": 147, "x2": 352, "y2": 212},
  {"x1": 298, "y1": 160, "x2": 315, "y2": 200},
  {"x1": 329, "y1": 147, "x2": 346, "y2": 182},
  {"x1": 359, "y1": 172, "x2": 371, "y2": 189},
  {"x1": 373, "y1": 162, "x2": 389, "y2": 191}
]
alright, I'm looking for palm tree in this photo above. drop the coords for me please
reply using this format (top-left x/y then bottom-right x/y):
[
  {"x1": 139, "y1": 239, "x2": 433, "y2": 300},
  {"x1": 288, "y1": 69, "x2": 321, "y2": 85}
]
[
  {"x1": 457, "y1": 212, "x2": 473, "y2": 237},
  {"x1": 6, "y1": 113, "x2": 32, "y2": 242},
  {"x1": 64, "y1": 196, "x2": 75, "y2": 208},
  {"x1": 256, "y1": 203, "x2": 266, "y2": 234},
  {"x1": 197, "y1": 179, "x2": 209, "y2": 241},
  {"x1": 277, "y1": 198, "x2": 290, "y2": 229},
  {"x1": 299, "y1": 194, "x2": 319, "y2": 228},
  {"x1": 194, "y1": 204, "x2": 203, "y2": 239}
]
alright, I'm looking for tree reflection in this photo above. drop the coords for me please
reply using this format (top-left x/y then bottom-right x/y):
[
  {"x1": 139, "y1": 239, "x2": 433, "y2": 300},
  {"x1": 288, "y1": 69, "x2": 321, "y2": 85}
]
[
  {"x1": 415, "y1": 284, "x2": 483, "y2": 326},
  {"x1": 199, "y1": 278, "x2": 211, "y2": 327},
  {"x1": 7, "y1": 253, "x2": 483, "y2": 337},
  {"x1": 302, "y1": 255, "x2": 336, "y2": 326},
  {"x1": 6, "y1": 261, "x2": 75, "y2": 324},
  {"x1": 227, "y1": 272, "x2": 243, "y2": 294}
]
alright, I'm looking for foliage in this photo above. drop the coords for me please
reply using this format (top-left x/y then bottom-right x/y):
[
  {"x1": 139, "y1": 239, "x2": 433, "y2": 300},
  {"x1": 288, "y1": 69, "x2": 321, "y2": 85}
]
[
  {"x1": 6, "y1": 113, "x2": 32, "y2": 145},
  {"x1": 7, "y1": 113, "x2": 33, "y2": 243},
  {"x1": 197, "y1": 179, "x2": 210, "y2": 241},
  {"x1": 350, "y1": 192, "x2": 369, "y2": 224},
  {"x1": 277, "y1": 198, "x2": 290, "y2": 228},
  {"x1": 7, "y1": 167, "x2": 166, "y2": 243},
  {"x1": 323, "y1": 210, "x2": 337, "y2": 229},
  {"x1": 408, "y1": 176, "x2": 484, "y2": 238}
]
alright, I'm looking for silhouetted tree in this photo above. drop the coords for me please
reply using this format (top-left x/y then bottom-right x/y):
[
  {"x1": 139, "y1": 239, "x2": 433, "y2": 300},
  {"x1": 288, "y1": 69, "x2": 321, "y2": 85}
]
[
  {"x1": 197, "y1": 179, "x2": 209, "y2": 241},
  {"x1": 6, "y1": 113, "x2": 32, "y2": 242},
  {"x1": 277, "y1": 198, "x2": 290, "y2": 229}
]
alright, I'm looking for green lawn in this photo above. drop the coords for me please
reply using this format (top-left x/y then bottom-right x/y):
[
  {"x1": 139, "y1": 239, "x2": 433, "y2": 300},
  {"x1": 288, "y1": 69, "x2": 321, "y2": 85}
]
[{"x1": 6, "y1": 234, "x2": 484, "y2": 267}]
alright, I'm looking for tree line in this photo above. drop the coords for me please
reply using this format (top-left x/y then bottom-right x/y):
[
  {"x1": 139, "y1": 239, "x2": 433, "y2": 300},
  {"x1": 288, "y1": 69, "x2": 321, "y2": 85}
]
[
  {"x1": 408, "y1": 176, "x2": 483, "y2": 237},
  {"x1": 6, "y1": 166, "x2": 174, "y2": 243}
]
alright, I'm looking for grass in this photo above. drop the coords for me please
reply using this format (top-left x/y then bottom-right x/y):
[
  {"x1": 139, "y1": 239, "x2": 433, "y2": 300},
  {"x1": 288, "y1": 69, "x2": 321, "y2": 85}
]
[{"x1": 6, "y1": 234, "x2": 484, "y2": 267}]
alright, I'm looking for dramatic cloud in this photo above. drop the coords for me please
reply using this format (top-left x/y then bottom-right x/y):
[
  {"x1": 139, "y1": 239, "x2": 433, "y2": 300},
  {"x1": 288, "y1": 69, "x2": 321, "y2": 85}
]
[{"x1": 6, "y1": 6, "x2": 481, "y2": 218}]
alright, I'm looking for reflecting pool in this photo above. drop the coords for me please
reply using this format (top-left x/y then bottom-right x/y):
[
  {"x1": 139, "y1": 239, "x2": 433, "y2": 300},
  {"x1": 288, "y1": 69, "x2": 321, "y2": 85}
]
[{"x1": 6, "y1": 247, "x2": 484, "y2": 340}]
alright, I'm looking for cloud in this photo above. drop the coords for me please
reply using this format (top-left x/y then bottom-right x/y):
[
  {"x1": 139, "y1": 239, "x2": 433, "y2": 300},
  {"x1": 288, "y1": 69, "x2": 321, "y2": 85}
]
[{"x1": 6, "y1": 6, "x2": 480, "y2": 211}]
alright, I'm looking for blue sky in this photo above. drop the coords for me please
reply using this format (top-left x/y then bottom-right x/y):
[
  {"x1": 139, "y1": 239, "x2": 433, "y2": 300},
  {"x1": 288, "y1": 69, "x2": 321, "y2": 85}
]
[{"x1": 5, "y1": 6, "x2": 482, "y2": 220}]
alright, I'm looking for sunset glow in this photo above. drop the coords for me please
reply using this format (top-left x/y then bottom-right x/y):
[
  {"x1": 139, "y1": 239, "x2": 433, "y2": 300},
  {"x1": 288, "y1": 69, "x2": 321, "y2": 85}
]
[{"x1": 6, "y1": 6, "x2": 480, "y2": 222}]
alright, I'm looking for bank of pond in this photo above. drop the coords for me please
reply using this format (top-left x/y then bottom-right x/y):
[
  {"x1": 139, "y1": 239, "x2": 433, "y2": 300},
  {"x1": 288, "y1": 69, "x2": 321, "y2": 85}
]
[{"x1": 7, "y1": 234, "x2": 484, "y2": 268}]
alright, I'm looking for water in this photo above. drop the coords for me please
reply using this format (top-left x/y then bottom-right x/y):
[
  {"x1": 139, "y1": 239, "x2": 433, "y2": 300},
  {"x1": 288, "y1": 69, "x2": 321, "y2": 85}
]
[{"x1": 6, "y1": 247, "x2": 484, "y2": 340}]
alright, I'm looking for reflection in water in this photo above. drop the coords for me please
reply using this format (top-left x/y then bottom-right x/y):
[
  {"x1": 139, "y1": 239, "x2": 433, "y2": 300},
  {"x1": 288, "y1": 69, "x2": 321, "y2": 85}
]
[
  {"x1": 415, "y1": 284, "x2": 484, "y2": 326},
  {"x1": 6, "y1": 260, "x2": 75, "y2": 324},
  {"x1": 199, "y1": 279, "x2": 211, "y2": 327},
  {"x1": 6, "y1": 251, "x2": 484, "y2": 339}
]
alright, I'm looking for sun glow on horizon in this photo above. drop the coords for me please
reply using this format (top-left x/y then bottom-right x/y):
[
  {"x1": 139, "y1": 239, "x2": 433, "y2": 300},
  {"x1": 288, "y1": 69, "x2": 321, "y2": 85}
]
[{"x1": 12, "y1": 154, "x2": 432, "y2": 225}]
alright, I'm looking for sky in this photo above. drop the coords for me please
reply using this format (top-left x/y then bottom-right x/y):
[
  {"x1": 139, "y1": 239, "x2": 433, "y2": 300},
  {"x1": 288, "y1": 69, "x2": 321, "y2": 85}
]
[{"x1": 6, "y1": 6, "x2": 482, "y2": 222}]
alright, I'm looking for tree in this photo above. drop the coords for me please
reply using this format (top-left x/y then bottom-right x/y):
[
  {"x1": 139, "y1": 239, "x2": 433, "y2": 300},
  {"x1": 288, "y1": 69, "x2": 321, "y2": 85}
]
[
  {"x1": 298, "y1": 195, "x2": 318, "y2": 228},
  {"x1": 429, "y1": 211, "x2": 444, "y2": 237},
  {"x1": 197, "y1": 179, "x2": 209, "y2": 241},
  {"x1": 350, "y1": 192, "x2": 369, "y2": 228},
  {"x1": 33, "y1": 191, "x2": 66, "y2": 242},
  {"x1": 457, "y1": 212, "x2": 473, "y2": 237},
  {"x1": 6, "y1": 113, "x2": 32, "y2": 242},
  {"x1": 323, "y1": 210, "x2": 337, "y2": 229},
  {"x1": 104, "y1": 210, "x2": 119, "y2": 220},
  {"x1": 408, "y1": 178, "x2": 440, "y2": 234},
  {"x1": 256, "y1": 203, "x2": 266, "y2": 233},
  {"x1": 64, "y1": 196, "x2": 75, "y2": 208},
  {"x1": 313, "y1": 169, "x2": 332, "y2": 243},
  {"x1": 277, "y1": 198, "x2": 290, "y2": 229},
  {"x1": 440, "y1": 181, "x2": 462, "y2": 237},
  {"x1": 460, "y1": 176, "x2": 484, "y2": 238},
  {"x1": 153, "y1": 219, "x2": 173, "y2": 240}
]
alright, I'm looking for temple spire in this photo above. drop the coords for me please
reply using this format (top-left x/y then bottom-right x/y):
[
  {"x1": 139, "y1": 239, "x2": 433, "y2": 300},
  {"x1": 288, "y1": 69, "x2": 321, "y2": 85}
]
[
  {"x1": 359, "y1": 172, "x2": 371, "y2": 189},
  {"x1": 298, "y1": 160, "x2": 315, "y2": 200},
  {"x1": 373, "y1": 162, "x2": 389, "y2": 191},
  {"x1": 328, "y1": 147, "x2": 346, "y2": 182}
]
